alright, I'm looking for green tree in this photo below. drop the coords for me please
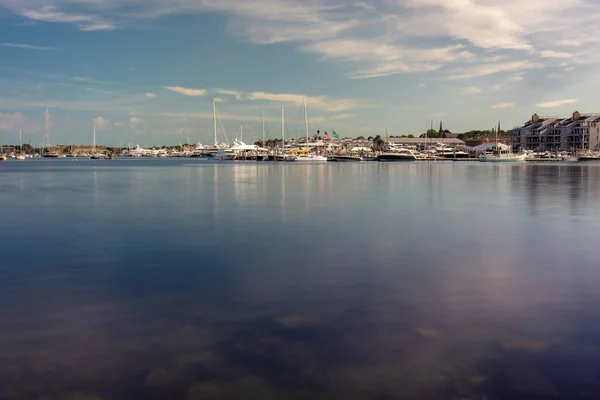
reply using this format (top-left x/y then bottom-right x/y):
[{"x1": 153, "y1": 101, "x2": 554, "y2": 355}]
[{"x1": 407, "y1": 134, "x2": 415, "y2": 138}]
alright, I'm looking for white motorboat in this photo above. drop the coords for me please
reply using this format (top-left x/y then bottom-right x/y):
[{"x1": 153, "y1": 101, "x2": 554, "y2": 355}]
[
  {"x1": 378, "y1": 148, "x2": 424, "y2": 161},
  {"x1": 479, "y1": 120, "x2": 525, "y2": 163},
  {"x1": 296, "y1": 153, "x2": 327, "y2": 161}
]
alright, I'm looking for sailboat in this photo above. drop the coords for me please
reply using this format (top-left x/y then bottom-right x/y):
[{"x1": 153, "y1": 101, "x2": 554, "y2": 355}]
[
  {"x1": 296, "y1": 98, "x2": 327, "y2": 161},
  {"x1": 90, "y1": 123, "x2": 103, "y2": 159},
  {"x1": 280, "y1": 108, "x2": 297, "y2": 161},
  {"x1": 15, "y1": 130, "x2": 26, "y2": 160},
  {"x1": 479, "y1": 121, "x2": 526, "y2": 162},
  {"x1": 0, "y1": 129, "x2": 7, "y2": 161},
  {"x1": 211, "y1": 100, "x2": 235, "y2": 161}
]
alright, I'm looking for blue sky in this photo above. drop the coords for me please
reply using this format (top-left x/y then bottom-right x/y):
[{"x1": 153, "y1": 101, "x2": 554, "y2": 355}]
[{"x1": 1, "y1": 0, "x2": 599, "y2": 146}]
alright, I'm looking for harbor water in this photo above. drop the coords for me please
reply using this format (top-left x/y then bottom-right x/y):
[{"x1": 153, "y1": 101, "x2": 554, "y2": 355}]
[{"x1": 1, "y1": 159, "x2": 600, "y2": 399}]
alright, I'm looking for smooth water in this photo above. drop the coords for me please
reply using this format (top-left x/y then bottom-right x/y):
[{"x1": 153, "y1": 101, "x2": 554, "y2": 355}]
[{"x1": 1, "y1": 159, "x2": 600, "y2": 400}]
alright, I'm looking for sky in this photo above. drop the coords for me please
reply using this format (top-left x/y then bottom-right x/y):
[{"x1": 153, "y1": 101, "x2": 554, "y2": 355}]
[{"x1": 1, "y1": 0, "x2": 599, "y2": 146}]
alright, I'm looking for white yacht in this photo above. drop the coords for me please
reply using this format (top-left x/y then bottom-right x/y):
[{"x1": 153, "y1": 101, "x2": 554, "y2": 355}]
[{"x1": 378, "y1": 148, "x2": 424, "y2": 161}]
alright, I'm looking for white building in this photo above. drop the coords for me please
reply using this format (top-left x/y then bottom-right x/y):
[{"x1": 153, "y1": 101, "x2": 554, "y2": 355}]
[{"x1": 512, "y1": 112, "x2": 600, "y2": 151}]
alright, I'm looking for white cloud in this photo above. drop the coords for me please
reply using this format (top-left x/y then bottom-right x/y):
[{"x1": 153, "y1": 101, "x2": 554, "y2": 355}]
[
  {"x1": 156, "y1": 112, "x2": 280, "y2": 123},
  {"x1": 80, "y1": 23, "x2": 117, "y2": 31},
  {"x1": 492, "y1": 84, "x2": 504, "y2": 92},
  {"x1": 536, "y1": 99, "x2": 578, "y2": 108},
  {"x1": 449, "y1": 60, "x2": 541, "y2": 80},
  {"x1": 215, "y1": 89, "x2": 243, "y2": 100},
  {"x1": 330, "y1": 113, "x2": 356, "y2": 120},
  {"x1": 508, "y1": 73, "x2": 525, "y2": 82},
  {"x1": 0, "y1": 42, "x2": 55, "y2": 50},
  {"x1": 145, "y1": 93, "x2": 157, "y2": 98},
  {"x1": 460, "y1": 86, "x2": 483, "y2": 95},
  {"x1": 540, "y1": 50, "x2": 573, "y2": 59},
  {"x1": 0, "y1": 112, "x2": 26, "y2": 131},
  {"x1": 491, "y1": 102, "x2": 516, "y2": 109},
  {"x1": 163, "y1": 86, "x2": 207, "y2": 96},
  {"x1": 92, "y1": 116, "x2": 109, "y2": 130},
  {"x1": 6, "y1": 0, "x2": 600, "y2": 82},
  {"x1": 130, "y1": 117, "x2": 143, "y2": 127},
  {"x1": 213, "y1": 97, "x2": 225, "y2": 103},
  {"x1": 245, "y1": 91, "x2": 362, "y2": 112},
  {"x1": 309, "y1": 116, "x2": 327, "y2": 124}
]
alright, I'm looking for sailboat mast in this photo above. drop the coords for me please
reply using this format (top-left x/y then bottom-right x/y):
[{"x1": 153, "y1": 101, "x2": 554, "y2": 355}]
[
  {"x1": 20, "y1": 129, "x2": 22, "y2": 152},
  {"x1": 93, "y1": 122, "x2": 96, "y2": 152},
  {"x1": 303, "y1": 98, "x2": 309, "y2": 146},
  {"x1": 281, "y1": 107, "x2": 285, "y2": 150},
  {"x1": 261, "y1": 110, "x2": 265, "y2": 146},
  {"x1": 240, "y1": 125, "x2": 243, "y2": 142},
  {"x1": 213, "y1": 99, "x2": 217, "y2": 146},
  {"x1": 496, "y1": 120, "x2": 499, "y2": 149}
]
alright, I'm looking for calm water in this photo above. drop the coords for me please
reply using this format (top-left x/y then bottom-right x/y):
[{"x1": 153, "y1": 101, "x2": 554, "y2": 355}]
[{"x1": 1, "y1": 159, "x2": 600, "y2": 400}]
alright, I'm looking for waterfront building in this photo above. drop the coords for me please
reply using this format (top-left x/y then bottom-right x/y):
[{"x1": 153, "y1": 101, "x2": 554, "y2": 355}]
[{"x1": 512, "y1": 111, "x2": 600, "y2": 152}]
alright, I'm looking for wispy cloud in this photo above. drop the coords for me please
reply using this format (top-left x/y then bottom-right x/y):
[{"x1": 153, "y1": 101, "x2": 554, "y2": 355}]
[
  {"x1": 145, "y1": 93, "x2": 157, "y2": 98},
  {"x1": 0, "y1": 112, "x2": 26, "y2": 131},
  {"x1": 245, "y1": 91, "x2": 362, "y2": 112},
  {"x1": 215, "y1": 89, "x2": 243, "y2": 100},
  {"x1": 10, "y1": 0, "x2": 593, "y2": 81},
  {"x1": 80, "y1": 23, "x2": 117, "y2": 31},
  {"x1": 491, "y1": 102, "x2": 516, "y2": 109},
  {"x1": 92, "y1": 116, "x2": 109, "y2": 130},
  {"x1": 330, "y1": 113, "x2": 356, "y2": 120},
  {"x1": 449, "y1": 60, "x2": 541, "y2": 80},
  {"x1": 540, "y1": 50, "x2": 573, "y2": 59},
  {"x1": 536, "y1": 99, "x2": 578, "y2": 108},
  {"x1": 460, "y1": 86, "x2": 483, "y2": 95},
  {"x1": 0, "y1": 42, "x2": 56, "y2": 50},
  {"x1": 156, "y1": 112, "x2": 280, "y2": 123},
  {"x1": 163, "y1": 86, "x2": 207, "y2": 96}
]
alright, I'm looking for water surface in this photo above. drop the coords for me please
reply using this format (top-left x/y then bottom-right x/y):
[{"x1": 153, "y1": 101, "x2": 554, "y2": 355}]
[{"x1": 1, "y1": 159, "x2": 600, "y2": 399}]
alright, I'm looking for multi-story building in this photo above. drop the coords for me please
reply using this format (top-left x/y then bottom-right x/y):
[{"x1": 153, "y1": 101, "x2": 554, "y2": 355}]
[{"x1": 512, "y1": 111, "x2": 600, "y2": 151}]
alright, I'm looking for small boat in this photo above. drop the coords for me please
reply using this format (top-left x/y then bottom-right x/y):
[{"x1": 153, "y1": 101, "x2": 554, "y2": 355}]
[
  {"x1": 105, "y1": 153, "x2": 114, "y2": 160},
  {"x1": 328, "y1": 155, "x2": 362, "y2": 162},
  {"x1": 0, "y1": 154, "x2": 6, "y2": 161},
  {"x1": 378, "y1": 149, "x2": 423, "y2": 162},
  {"x1": 578, "y1": 151, "x2": 600, "y2": 161},
  {"x1": 296, "y1": 154, "x2": 328, "y2": 161}
]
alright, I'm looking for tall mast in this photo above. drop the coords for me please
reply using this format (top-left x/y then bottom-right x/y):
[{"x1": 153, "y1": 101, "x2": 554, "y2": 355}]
[
  {"x1": 240, "y1": 125, "x2": 243, "y2": 142},
  {"x1": 43, "y1": 107, "x2": 50, "y2": 152},
  {"x1": 93, "y1": 122, "x2": 96, "y2": 152},
  {"x1": 496, "y1": 120, "x2": 499, "y2": 149},
  {"x1": 212, "y1": 99, "x2": 217, "y2": 146},
  {"x1": 20, "y1": 129, "x2": 22, "y2": 152},
  {"x1": 303, "y1": 97, "x2": 309, "y2": 146},
  {"x1": 281, "y1": 107, "x2": 285, "y2": 150},
  {"x1": 261, "y1": 110, "x2": 265, "y2": 146}
]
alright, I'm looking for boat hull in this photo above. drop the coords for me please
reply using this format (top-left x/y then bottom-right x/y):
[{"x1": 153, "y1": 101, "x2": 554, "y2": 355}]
[
  {"x1": 479, "y1": 155, "x2": 526, "y2": 162},
  {"x1": 328, "y1": 156, "x2": 362, "y2": 162},
  {"x1": 377, "y1": 154, "x2": 416, "y2": 162}
]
